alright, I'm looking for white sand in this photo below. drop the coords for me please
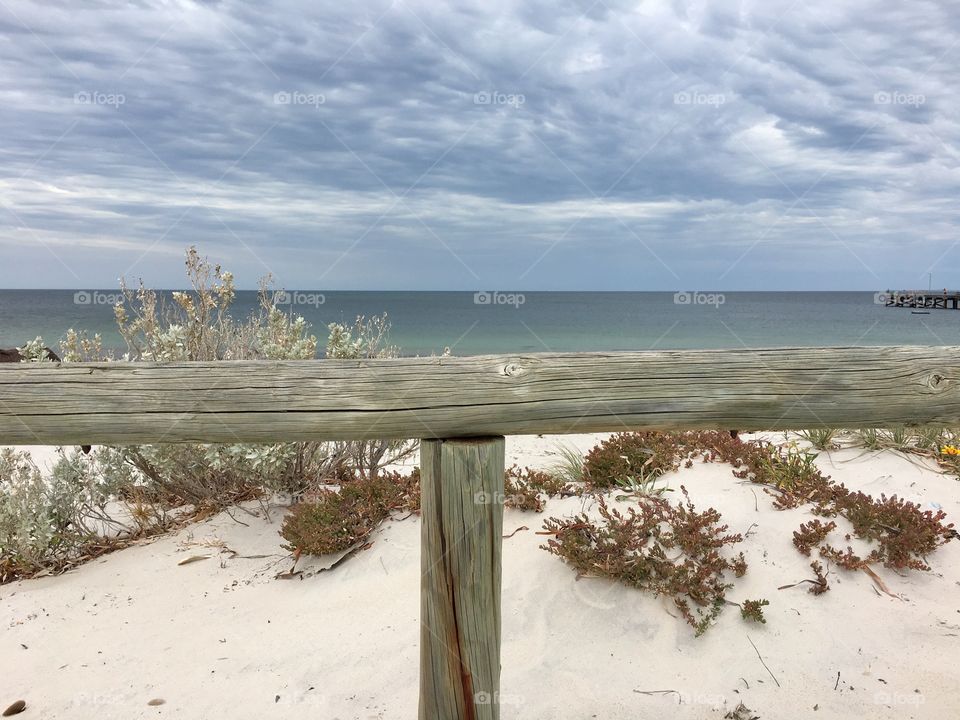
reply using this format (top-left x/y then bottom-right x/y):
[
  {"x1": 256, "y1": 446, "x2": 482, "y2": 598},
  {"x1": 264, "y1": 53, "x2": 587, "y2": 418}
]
[{"x1": 2, "y1": 434, "x2": 959, "y2": 719}]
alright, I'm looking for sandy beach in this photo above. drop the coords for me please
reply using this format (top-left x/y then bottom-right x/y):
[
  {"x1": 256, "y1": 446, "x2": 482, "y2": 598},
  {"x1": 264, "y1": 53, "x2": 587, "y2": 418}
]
[{"x1": 2, "y1": 432, "x2": 957, "y2": 720}]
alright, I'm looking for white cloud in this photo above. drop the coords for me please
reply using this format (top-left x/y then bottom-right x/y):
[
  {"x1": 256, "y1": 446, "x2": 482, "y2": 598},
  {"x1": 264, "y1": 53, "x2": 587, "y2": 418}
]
[{"x1": 0, "y1": 0, "x2": 958, "y2": 288}]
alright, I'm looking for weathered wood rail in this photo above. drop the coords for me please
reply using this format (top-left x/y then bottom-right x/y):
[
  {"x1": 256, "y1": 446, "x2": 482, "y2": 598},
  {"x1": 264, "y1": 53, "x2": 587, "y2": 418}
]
[
  {"x1": 2, "y1": 346, "x2": 960, "y2": 719},
  {"x1": 0, "y1": 346, "x2": 958, "y2": 444}
]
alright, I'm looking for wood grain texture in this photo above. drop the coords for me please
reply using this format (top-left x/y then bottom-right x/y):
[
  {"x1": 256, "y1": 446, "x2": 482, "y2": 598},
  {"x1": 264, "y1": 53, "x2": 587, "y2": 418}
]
[
  {"x1": 1, "y1": 346, "x2": 958, "y2": 444},
  {"x1": 419, "y1": 437, "x2": 504, "y2": 720}
]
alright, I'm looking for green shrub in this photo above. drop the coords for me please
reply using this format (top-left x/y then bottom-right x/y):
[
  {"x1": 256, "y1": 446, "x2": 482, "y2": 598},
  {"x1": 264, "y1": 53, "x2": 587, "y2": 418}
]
[
  {"x1": 548, "y1": 443, "x2": 585, "y2": 485},
  {"x1": 1, "y1": 449, "x2": 57, "y2": 578},
  {"x1": 16, "y1": 337, "x2": 54, "y2": 363},
  {"x1": 798, "y1": 427, "x2": 838, "y2": 449},
  {"x1": 854, "y1": 428, "x2": 882, "y2": 450}
]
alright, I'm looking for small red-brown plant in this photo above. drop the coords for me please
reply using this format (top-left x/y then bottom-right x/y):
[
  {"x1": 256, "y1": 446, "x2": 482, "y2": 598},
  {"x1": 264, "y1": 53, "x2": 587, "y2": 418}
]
[
  {"x1": 808, "y1": 561, "x2": 830, "y2": 594},
  {"x1": 503, "y1": 465, "x2": 570, "y2": 512},
  {"x1": 280, "y1": 470, "x2": 419, "y2": 557},
  {"x1": 793, "y1": 520, "x2": 837, "y2": 556},
  {"x1": 582, "y1": 432, "x2": 684, "y2": 491},
  {"x1": 542, "y1": 486, "x2": 751, "y2": 635},
  {"x1": 569, "y1": 430, "x2": 955, "y2": 599}
]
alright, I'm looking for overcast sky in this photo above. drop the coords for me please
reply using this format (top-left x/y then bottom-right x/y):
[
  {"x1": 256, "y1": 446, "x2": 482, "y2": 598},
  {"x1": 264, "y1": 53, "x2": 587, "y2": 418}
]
[{"x1": 0, "y1": 0, "x2": 957, "y2": 290}]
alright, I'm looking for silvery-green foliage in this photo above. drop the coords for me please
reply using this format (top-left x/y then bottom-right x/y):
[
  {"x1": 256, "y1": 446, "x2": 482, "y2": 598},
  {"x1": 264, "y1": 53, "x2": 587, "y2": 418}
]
[
  {"x1": 109, "y1": 440, "x2": 346, "y2": 506},
  {"x1": 111, "y1": 248, "x2": 317, "y2": 362},
  {"x1": 72, "y1": 248, "x2": 330, "y2": 505},
  {"x1": 326, "y1": 322, "x2": 366, "y2": 359},
  {"x1": 258, "y1": 306, "x2": 316, "y2": 360},
  {"x1": 0, "y1": 448, "x2": 131, "y2": 578},
  {"x1": 16, "y1": 337, "x2": 51, "y2": 362},
  {"x1": 0, "y1": 449, "x2": 52, "y2": 572},
  {"x1": 60, "y1": 329, "x2": 109, "y2": 362},
  {"x1": 5, "y1": 249, "x2": 418, "y2": 578},
  {"x1": 326, "y1": 313, "x2": 397, "y2": 359}
]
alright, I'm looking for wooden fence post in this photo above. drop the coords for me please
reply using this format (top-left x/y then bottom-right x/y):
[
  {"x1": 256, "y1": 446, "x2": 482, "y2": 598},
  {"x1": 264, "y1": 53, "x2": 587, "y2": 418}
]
[{"x1": 419, "y1": 437, "x2": 505, "y2": 720}]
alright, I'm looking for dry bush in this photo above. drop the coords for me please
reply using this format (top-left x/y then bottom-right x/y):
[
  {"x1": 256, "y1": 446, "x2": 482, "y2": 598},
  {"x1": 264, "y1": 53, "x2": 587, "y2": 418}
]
[
  {"x1": 113, "y1": 247, "x2": 318, "y2": 362},
  {"x1": 397, "y1": 467, "x2": 421, "y2": 514}
]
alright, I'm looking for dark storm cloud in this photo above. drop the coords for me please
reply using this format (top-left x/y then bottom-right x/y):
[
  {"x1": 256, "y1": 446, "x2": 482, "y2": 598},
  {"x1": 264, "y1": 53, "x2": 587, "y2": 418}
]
[{"x1": 0, "y1": 0, "x2": 957, "y2": 290}]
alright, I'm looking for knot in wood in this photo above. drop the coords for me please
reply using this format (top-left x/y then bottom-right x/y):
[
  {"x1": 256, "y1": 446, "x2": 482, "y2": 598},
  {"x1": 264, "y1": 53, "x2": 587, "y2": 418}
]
[
  {"x1": 927, "y1": 372, "x2": 946, "y2": 390},
  {"x1": 501, "y1": 362, "x2": 525, "y2": 377}
]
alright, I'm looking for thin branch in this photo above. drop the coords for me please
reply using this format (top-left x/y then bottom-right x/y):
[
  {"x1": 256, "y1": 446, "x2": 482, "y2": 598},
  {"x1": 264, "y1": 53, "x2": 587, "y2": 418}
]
[{"x1": 747, "y1": 635, "x2": 780, "y2": 688}]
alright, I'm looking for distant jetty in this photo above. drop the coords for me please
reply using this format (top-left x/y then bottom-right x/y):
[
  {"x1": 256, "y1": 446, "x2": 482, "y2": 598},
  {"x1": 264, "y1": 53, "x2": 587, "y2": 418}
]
[{"x1": 883, "y1": 290, "x2": 960, "y2": 310}]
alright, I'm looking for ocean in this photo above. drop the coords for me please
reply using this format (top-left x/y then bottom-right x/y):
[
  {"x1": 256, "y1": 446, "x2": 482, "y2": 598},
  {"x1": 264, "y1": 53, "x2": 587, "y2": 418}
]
[{"x1": 0, "y1": 290, "x2": 958, "y2": 357}]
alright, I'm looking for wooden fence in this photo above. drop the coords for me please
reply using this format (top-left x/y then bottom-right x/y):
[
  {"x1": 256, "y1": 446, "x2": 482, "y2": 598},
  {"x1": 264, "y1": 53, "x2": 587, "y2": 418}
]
[{"x1": 2, "y1": 346, "x2": 959, "y2": 719}]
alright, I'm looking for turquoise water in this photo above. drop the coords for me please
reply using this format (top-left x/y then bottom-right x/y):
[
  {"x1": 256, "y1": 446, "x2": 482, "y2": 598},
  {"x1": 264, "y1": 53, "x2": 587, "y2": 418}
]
[{"x1": 1, "y1": 291, "x2": 958, "y2": 356}]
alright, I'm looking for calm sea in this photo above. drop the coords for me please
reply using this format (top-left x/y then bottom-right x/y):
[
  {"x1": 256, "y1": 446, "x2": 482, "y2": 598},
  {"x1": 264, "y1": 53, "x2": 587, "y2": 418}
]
[{"x1": 0, "y1": 291, "x2": 957, "y2": 356}]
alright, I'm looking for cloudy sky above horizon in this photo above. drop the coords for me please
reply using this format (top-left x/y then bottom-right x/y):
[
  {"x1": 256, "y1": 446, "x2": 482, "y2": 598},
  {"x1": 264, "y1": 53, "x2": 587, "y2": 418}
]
[{"x1": 1, "y1": 0, "x2": 958, "y2": 291}]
